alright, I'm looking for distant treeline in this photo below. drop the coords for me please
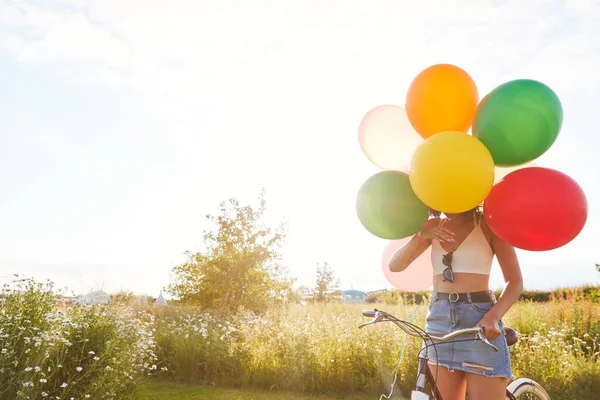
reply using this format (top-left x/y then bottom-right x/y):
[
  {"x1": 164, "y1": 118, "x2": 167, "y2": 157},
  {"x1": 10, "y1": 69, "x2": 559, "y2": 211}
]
[{"x1": 370, "y1": 285, "x2": 600, "y2": 304}]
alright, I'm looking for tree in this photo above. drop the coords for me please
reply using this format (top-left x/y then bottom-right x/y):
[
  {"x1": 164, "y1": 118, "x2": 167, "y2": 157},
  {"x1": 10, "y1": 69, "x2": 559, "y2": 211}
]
[
  {"x1": 314, "y1": 262, "x2": 340, "y2": 302},
  {"x1": 288, "y1": 285, "x2": 313, "y2": 304},
  {"x1": 109, "y1": 290, "x2": 135, "y2": 306},
  {"x1": 596, "y1": 263, "x2": 600, "y2": 274},
  {"x1": 167, "y1": 191, "x2": 293, "y2": 314}
]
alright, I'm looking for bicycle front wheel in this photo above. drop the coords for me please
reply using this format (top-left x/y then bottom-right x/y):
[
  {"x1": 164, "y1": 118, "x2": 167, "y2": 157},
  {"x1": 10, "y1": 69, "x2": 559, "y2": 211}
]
[{"x1": 507, "y1": 378, "x2": 551, "y2": 400}]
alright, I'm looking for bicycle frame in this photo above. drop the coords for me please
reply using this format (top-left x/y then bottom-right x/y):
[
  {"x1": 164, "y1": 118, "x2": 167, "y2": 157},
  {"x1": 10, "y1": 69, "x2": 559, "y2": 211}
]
[
  {"x1": 414, "y1": 356, "x2": 443, "y2": 399},
  {"x1": 360, "y1": 309, "x2": 517, "y2": 400}
]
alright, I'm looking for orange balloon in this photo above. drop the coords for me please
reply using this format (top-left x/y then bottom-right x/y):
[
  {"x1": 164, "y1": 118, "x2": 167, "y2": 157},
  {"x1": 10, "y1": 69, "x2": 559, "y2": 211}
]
[
  {"x1": 381, "y1": 238, "x2": 433, "y2": 292},
  {"x1": 358, "y1": 105, "x2": 424, "y2": 171},
  {"x1": 405, "y1": 64, "x2": 479, "y2": 139}
]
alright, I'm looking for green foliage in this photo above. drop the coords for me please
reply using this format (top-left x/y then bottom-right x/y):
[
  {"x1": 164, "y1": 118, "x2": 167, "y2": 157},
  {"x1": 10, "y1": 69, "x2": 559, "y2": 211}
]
[
  {"x1": 519, "y1": 286, "x2": 600, "y2": 303},
  {"x1": 153, "y1": 307, "x2": 243, "y2": 385},
  {"x1": 3, "y1": 275, "x2": 598, "y2": 400},
  {"x1": 110, "y1": 290, "x2": 135, "y2": 306},
  {"x1": 505, "y1": 298, "x2": 600, "y2": 399},
  {"x1": 167, "y1": 191, "x2": 293, "y2": 314},
  {"x1": 289, "y1": 286, "x2": 313, "y2": 304},
  {"x1": 314, "y1": 262, "x2": 339, "y2": 302},
  {"x1": 152, "y1": 300, "x2": 600, "y2": 400},
  {"x1": 371, "y1": 286, "x2": 600, "y2": 305},
  {"x1": 0, "y1": 278, "x2": 157, "y2": 399},
  {"x1": 136, "y1": 381, "x2": 375, "y2": 400},
  {"x1": 372, "y1": 290, "x2": 430, "y2": 305}
]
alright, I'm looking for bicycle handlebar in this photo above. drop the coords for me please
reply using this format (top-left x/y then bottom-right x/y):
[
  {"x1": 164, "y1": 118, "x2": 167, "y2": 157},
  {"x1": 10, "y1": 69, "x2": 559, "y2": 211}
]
[
  {"x1": 360, "y1": 309, "x2": 499, "y2": 352},
  {"x1": 362, "y1": 310, "x2": 376, "y2": 318}
]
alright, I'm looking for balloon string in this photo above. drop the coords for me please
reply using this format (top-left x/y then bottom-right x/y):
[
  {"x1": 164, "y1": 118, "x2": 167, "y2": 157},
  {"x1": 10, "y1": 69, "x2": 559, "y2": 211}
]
[{"x1": 379, "y1": 302, "x2": 421, "y2": 400}]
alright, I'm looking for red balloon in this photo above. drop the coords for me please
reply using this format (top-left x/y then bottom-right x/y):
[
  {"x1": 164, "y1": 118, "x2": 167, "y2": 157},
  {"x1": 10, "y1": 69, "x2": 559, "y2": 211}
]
[{"x1": 483, "y1": 167, "x2": 587, "y2": 251}]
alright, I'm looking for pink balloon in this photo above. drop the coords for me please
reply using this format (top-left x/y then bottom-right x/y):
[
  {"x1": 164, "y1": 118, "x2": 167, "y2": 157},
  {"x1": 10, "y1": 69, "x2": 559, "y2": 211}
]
[
  {"x1": 381, "y1": 239, "x2": 433, "y2": 292},
  {"x1": 358, "y1": 105, "x2": 423, "y2": 171}
]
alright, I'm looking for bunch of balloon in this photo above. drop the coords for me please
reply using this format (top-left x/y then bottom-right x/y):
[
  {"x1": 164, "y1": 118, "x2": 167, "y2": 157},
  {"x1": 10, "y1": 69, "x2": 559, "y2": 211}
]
[
  {"x1": 356, "y1": 64, "x2": 492, "y2": 291},
  {"x1": 406, "y1": 64, "x2": 495, "y2": 214},
  {"x1": 472, "y1": 79, "x2": 588, "y2": 251},
  {"x1": 356, "y1": 63, "x2": 588, "y2": 294},
  {"x1": 356, "y1": 106, "x2": 432, "y2": 291},
  {"x1": 356, "y1": 104, "x2": 433, "y2": 234}
]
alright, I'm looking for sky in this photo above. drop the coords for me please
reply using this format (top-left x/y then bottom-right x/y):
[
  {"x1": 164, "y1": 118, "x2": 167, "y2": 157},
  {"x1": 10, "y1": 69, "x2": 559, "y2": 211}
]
[{"x1": 0, "y1": 0, "x2": 599, "y2": 297}]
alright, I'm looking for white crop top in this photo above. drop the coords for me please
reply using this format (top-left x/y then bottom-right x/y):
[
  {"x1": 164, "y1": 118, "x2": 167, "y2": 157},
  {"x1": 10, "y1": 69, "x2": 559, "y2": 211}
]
[{"x1": 431, "y1": 216, "x2": 494, "y2": 276}]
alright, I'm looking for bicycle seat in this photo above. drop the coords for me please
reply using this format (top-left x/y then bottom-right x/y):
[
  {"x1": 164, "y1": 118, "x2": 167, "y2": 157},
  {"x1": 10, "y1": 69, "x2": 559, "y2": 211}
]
[{"x1": 504, "y1": 327, "x2": 518, "y2": 346}]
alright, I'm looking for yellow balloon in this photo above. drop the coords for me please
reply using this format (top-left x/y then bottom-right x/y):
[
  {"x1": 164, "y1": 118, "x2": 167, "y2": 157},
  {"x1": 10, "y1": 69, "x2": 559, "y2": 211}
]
[{"x1": 409, "y1": 131, "x2": 494, "y2": 213}]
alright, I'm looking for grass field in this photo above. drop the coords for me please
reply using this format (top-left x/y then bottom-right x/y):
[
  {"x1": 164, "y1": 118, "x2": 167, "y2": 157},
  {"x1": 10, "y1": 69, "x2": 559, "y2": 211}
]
[
  {"x1": 135, "y1": 381, "x2": 378, "y2": 400},
  {"x1": 4, "y1": 280, "x2": 598, "y2": 399},
  {"x1": 152, "y1": 298, "x2": 600, "y2": 400}
]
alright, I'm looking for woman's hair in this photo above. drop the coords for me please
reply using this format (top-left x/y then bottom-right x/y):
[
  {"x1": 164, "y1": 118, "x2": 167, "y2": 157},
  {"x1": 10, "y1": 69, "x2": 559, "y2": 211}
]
[
  {"x1": 429, "y1": 205, "x2": 483, "y2": 219},
  {"x1": 429, "y1": 209, "x2": 442, "y2": 218}
]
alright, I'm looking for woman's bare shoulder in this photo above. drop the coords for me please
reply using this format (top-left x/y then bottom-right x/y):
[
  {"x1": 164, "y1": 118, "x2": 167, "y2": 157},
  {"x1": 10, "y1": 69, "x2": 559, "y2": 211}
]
[{"x1": 478, "y1": 214, "x2": 496, "y2": 250}]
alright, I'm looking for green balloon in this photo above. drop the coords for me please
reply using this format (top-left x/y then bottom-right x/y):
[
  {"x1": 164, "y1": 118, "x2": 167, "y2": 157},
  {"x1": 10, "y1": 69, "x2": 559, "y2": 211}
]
[
  {"x1": 356, "y1": 171, "x2": 429, "y2": 240},
  {"x1": 473, "y1": 79, "x2": 563, "y2": 166}
]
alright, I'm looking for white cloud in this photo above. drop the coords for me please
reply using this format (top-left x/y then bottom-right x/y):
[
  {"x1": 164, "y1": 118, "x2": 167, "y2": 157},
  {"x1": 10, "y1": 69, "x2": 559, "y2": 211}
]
[
  {"x1": 3, "y1": 0, "x2": 599, "y2": 99},
  {"x1": 3, "y1": 0, "x2": 598, "y2": 206},
  {"x1": 1, "y1": 0, "x2": 599, "y2": 293},
  {"x1": 3, "y1": 0, "x2": 598, "y2": 190}
]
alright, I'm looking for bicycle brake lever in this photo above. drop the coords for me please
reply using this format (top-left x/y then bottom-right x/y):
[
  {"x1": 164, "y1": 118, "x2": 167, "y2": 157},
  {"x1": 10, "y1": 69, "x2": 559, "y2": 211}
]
[
  {"x1": 477, "y1": 331, "x2": 499, "y2": 352},
  {"x1": 358, "y1": 314, "x2": 383, "y2": 329},
  {"x1": 357, "y1": 321, "x2": 372, "y2": 329}
]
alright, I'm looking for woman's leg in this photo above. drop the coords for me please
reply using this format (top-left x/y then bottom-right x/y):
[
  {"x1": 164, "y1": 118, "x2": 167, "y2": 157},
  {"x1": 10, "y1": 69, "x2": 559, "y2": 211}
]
[
  {"x1": 428, "y1": 363, "x2": 466, "y2": 400},
  {"x1": 466, "y1": 373, "x2": 507, "y2": 400}
]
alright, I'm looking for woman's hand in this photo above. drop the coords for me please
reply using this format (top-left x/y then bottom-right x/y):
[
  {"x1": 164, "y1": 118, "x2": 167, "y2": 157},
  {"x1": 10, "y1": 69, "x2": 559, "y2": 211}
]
[
  {"x1": 477, "y1": 314, "x2": 502, "y2": 340},
  {"x1": 419, "y1": 226, "x2": 455, "y2": 242}
]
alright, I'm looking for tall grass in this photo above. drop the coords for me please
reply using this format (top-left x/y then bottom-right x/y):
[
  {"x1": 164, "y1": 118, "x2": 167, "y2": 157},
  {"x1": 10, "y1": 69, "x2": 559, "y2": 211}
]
[
  {"x1": 154, "y1": 298, "x2": 600, "y2": 400},
  {"x1": 0, "y1": 279, "x2": 159, "y2": 399},
  {"x1": 5, "y1": 277, "x2": 597, "y2": 399},
  {"x1": 507, "y1": 296, "x2": 600, "y2": 398}
]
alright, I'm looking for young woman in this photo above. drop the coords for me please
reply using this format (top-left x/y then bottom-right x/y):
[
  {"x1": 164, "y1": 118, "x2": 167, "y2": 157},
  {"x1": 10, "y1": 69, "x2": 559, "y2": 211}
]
[{"x1": 388, "y1": 208, "x2": 523, "y2": 400}]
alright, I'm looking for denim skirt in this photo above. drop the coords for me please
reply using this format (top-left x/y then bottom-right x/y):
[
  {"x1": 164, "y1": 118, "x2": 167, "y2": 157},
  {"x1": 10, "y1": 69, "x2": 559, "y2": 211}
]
[{"x1": 422, "y1": 295, "x2": 514, "y2": 379}]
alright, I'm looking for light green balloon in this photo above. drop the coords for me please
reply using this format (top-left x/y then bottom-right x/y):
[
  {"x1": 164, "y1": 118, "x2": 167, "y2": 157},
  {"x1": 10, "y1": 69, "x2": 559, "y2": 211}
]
[{"x1": 356, "y1": 171, "x2": 429, "y2": 240}]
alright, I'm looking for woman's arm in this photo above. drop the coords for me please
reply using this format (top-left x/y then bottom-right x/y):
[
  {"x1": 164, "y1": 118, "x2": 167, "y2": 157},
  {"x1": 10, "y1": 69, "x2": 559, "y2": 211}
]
[
  {"x1": 388, "y1": 236, "x2": 431, "y2": 272},
  {"x1": 488, "y1": 234, "x2": 524, "y2": 320},
  {"x1": 477, "y1": 233, "x2": 524, "y2": 339},
  {"x1": 388, "y1": 219, "x2": 455, "y2": 272}
]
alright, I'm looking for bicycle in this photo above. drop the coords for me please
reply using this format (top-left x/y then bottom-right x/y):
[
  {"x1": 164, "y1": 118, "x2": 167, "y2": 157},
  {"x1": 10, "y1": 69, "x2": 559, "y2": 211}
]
[{"x1": 359, "y1": 308, "x2": 550, "y2": 400}]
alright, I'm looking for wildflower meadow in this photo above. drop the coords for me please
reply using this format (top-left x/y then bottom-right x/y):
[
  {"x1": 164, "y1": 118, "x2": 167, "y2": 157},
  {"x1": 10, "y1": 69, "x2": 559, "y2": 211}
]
[
  {"x1": 0, "y1": 279, "x2": 158, "y2": 400},
  {"x1": 2, "y1": 278, "x2": 599, "y2": 400},
  {"x1": 152, "y1": 297, "x2": 600, "y2": 400}
]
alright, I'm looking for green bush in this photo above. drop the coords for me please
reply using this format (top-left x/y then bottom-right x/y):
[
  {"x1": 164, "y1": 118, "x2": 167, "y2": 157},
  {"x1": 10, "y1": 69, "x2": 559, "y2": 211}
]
[
  {"x1": 153, "y1": 307, "x2": 243, "y2": 385},
  {"x1": 0, "y1": 279, "x2": 158, "y2": 399},
  {"x1": 372, "y1": 286, "x2": 600, "y2": 305}
]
